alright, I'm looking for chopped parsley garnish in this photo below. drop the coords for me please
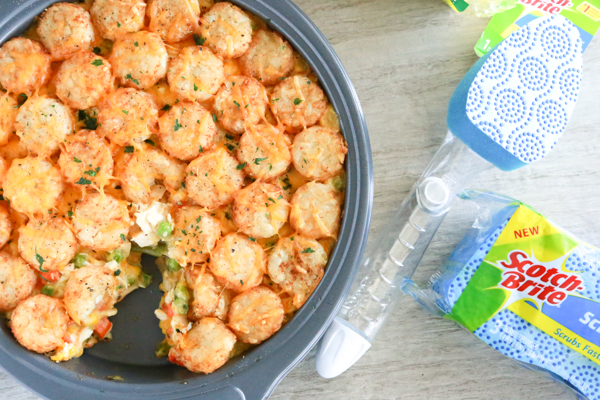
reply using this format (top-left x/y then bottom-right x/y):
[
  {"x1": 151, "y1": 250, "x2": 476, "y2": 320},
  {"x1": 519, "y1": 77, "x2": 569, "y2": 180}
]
[
  {"x1": 17, "y1": 93, "x2": 27, "y2": 107},
  {"x1": 224, "y1": 212, "x2": 230, "y2": 220},
  {"x1": 294, "y1": 98, "x2": 303, "y2": 105},
  {"x1": 225, "y1": 134, "x2": 234, "y2": 140},
  {"x1": 196, "y1": 216, "x2": 202, "y2": 223},
  {"x1": 145, "y1": 139, "x2": 155, "y2": 146},
  {"x1": 268, "y1": 197, "x2": 276, "y2": 203},
  {"x1": 254, "y1": 157, "x2": 267, "y2": 165},
  {"x1": 84, "y1": 168, "x2": 98, "y2": 177},
  {"x1": 91, "y1": 59, "x2": 104, "y2": 66},
  {"x1": 134, "y1": 42, "x2": 139, "y2": 47},
  {"x1": 35, "y1": 249, "x2": 48, "y2": 272},
  {"x1": 68, "y1": 211, "x2": 73, "y2": 218},
  {"x1": 225, "y1": 143, "x2": 235, "y2": 151},
  {"x1": 212, "y1": 113, "x2": 218, "y2": 123},
  {"x1": 93, "y1": 47, "x2": 101, "y2": 54},
  {"x1": 236, "y1": 163, "x2": 246, "y2": 170},
  {"x1": 120, "y1": 234, "x2": 126, "y2": 242},
  {"x1": 114, "y1": 269, "x2": 121, "y2": 276},
  {"x1": 193, "y1": 34, "x2": 206, "y2": 45},
  {"x1": 174, "y1": 119, "x2": 182, "y2": 131},
  {"x1": 181, "y1": 181, "x2": 186, "y2": 189},
  {"x1": 74, "y1": 157, "x2": 82, "y2": 163},
  {"x1": 76, "y1": 177, "x2": 92, "y2": 185},
  {"x1": 161, "y1": 104, "x2": 172, "y2": 111},
  {"x1": 282, "y1": 176, "x2": 292, "y2": 190},
  {"x1": 124, "y1": 146, "x2": 134, "y2": 153},
  {"x1": 302, "y1": 248, "x2": 315, "y2": 254},
  {"x1": 240, "y1": 280, "x2": 244, "y2": 285},
  {"x1": 248, "y1": 237, "x2": 256, "y2": 242},
  {"x1": 122, "y1": 110, "x2": 129, "y2": 115},
  {"x1": 199, "y1": 145, "x2": 203, "y2": 153},
  {"x1": 194, "y1": 83, "x2": 198, "y2": 91},
  {"x1": 125, "y1": 73, "x2": 140, "y2": 85},
  {"x1": 78, "y1": 109, "x2": 98, "y2": 130},
  {"x1": 233, "y1": 100, "x2": 240, "y2": 110}
]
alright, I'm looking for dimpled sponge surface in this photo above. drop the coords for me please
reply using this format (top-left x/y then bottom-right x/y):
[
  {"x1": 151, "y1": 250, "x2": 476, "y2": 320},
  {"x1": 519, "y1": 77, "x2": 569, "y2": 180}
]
[{"x1": 448, "y1": 15, "x2": 583, "y2": 171}]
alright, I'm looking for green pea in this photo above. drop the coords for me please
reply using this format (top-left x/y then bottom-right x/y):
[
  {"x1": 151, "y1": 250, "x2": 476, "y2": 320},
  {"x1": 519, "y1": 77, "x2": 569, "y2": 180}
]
[
  {"x1": 71, "y1": 253, "x2": 87, "y2": 268},
  {"x1": 332, "y1": 175, "x2": 345, "y2": 192},
  {"x1": 166, "y1": 258, "x2": 181, "y2": 272},
  {"x1": 156, "y1": 221, "x2": 173, "y2": 239},
  {"x1": 108, "y1": 249, "x2": 124, "y2": 263},
  {"x1": 155, "y1": 341, "x2": 172, "y2": 358},
  {"x1": 41, "y1": 285, "x2": 54, "y2": 296},
  {"x1": 173, "y1": 297, "x2": 189, "y2": 315},
  {"x1": 140, "y1": 272, "x2": 153, "y2": 288}
]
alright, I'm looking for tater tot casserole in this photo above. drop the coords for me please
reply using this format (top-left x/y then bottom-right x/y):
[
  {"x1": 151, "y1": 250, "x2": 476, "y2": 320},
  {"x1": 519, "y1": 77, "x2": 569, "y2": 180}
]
[{"x1": 0, "y1": 0, "x2": 349, "y2": 376}]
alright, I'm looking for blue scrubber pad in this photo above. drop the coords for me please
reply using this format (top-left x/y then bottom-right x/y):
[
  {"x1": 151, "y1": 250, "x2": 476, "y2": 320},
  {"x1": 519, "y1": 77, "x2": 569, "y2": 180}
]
[{"x1": 448, "y1": 15, "x2": 583, "y2": 171}]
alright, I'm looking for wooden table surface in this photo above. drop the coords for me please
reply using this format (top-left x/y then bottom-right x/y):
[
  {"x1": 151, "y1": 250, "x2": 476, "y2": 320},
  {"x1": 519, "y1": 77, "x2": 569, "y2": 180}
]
[{"x1": 4, "y1": 0, "x2": 600, "y2": 399}]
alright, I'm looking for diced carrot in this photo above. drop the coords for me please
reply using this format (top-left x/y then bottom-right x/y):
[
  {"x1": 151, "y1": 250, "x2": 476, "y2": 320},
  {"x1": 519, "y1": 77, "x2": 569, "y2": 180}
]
[
  {"x1": 163, "y1": 303, "x2": 174, "y2": 318},
  {"x1": 39, "y1": 270, "x2": 60, "y2": 282},
  {"x1": 94, "y1": 318, "x2": 112, "y2": 339}
]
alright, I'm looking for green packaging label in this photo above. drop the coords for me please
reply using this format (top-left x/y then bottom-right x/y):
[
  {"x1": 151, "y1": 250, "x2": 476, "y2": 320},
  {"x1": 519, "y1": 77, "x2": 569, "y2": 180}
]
[{"x1": 476, "y1": 0, "x2": 600, "y2": 56}]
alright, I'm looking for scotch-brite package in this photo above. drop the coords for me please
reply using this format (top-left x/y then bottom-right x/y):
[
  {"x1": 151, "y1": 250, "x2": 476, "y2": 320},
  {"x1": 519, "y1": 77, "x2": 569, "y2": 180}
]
[
  {"x1": 406, "y1": 190, "x2": 600, "y2": 400},
  {"x1": 475, "y1": 1, "x2": 600, "y2": 56}
]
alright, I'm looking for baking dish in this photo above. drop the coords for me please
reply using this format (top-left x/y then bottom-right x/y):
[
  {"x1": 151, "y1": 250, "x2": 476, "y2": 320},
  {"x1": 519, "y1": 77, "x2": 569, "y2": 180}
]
[{"x1": 0, "y1": 0, "x2": 373, "y2": 398}]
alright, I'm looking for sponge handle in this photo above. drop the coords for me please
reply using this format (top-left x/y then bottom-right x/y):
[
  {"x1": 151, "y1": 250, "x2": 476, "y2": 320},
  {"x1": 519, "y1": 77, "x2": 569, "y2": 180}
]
[{"x1": 316, "y1": 132, "x2": 492, "y2": 379}]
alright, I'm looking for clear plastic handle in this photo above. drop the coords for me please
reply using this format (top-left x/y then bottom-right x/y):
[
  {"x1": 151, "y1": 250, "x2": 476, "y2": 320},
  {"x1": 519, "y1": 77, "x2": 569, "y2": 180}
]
[
  {"x1": 340, "y1": 131, "x2": 493, "y2": 339},
  {"x1": 316, "y1": 132, "x2": 494, "y2": 379}
]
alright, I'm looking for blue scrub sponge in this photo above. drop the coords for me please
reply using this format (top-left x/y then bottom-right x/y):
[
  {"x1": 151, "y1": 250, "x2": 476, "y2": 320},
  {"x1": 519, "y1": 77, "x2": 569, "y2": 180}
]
[{"x1": 448, "y1": 15, "x2": 583, "y2": 171}]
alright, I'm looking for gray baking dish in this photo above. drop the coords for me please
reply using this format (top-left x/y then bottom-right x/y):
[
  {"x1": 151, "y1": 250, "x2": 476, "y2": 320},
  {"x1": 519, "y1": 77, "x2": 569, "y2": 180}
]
[{"x1": 0, "y1": 0, "x2": 373, "y2": 399}]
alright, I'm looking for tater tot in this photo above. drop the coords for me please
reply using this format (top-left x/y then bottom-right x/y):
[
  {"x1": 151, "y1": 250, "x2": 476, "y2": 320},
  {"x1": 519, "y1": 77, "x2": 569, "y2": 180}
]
[
  {"x1": 4, "y1": 157, "x2": 65, "y2": 217},
  {"x1": 237, "y1": 124, "x2": 291, "y2": 180},
  {"x1": 54, "y1": 52, "x2": 114, "y2": 110},
  {"x1": 72, "y1": 192, "x2": 131, "y2": 252},
  {"x1": 90, "y1": 0, "x2": 147, "y2": 41},
  {"x1": 267, "y1": 235, "x2": 327, "y2": 308},
  {"x1": 0, "y1": 38, "x2": 51, "y2": 94},
  {"x1": 63, "y1": 265, "x2": 117, "y2": 325},
  {"x1": 186, "y1": 267, "x2": 222, "y2": 321},
  {"x1": 167, "y1": 46, "x2": 225, "y2": 102},
  {"x1": 292, "y1": 126, "x2": 347, "y2": 181},
  {"x1": 0, "y1": 92, "x2": 18, "y2": 146},
  {"x1": 0, "y1": 251, "x2": 36, "y2": 312},
  {"x1": 209, "y1": 232, "x2": 265, "y2": 292},
  {"x1": 97, "y1": 88, "x2": 159, "y2": 145},
  {"x1": 168, "y1": 317, "x2": 236, "y2": 374},
  {"x1": 147, "y1": 0, "x2": 210, "y2": 43},
  {"x1": 57, "y1": 129, "x2": 114, "y2": 189},
  {"x1": 18, "y1": 217, "x2": 77, "y2": 273},
  {"x1": 271, "y1": 75, "x2": 327, "y2": 133},
  {"x1": 115, "y1": 143, "x2": 186, "y2": 204},
  {"x1": 110, "y1": 31, "x2": 168, "y2": 90},
  {"x1": 227, "y1": 286, "x2": 284, "y2": 344},
  {"x1": 233, "y1": 181, "x2": 290, "y2": 239},
  {"x1": 185, "y1": 148, "x2": 244, "y2": 209},
  {"x1": 239, "y1": 30, "x2": 295, "y2": 86},
  {"x1": 11, "y1": 295, "x2": 70, "y2": 353},
  {"x1": 15, "y1": 96, "x2": 73, "y2": 157},
  {"x1": 158, "y1": 101, "x2": 217, "y2": 161},
  {"x1": 199, "y1": 2, "x2": 252, "y2": 59},
  {"x1": 289, "y1": 182, "x2": 342, "y2": 239},
  {"x1": 166, "y1": 206, "x2": 221, "y2": 266},
  {"x1": 0, "y1": 205, "x2": 12, "y2": 249},
  {"x1": 37, "y1": 3, "x2": 95, "y2": 61},
  {"x1": 213, "y1": 75, "x2": 268, "y2": 134}
]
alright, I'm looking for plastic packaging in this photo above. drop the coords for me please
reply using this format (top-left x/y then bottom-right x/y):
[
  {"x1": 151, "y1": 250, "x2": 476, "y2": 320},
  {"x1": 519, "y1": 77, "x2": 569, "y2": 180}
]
[
  {"x1": 405, "y1": 190, "x2": 600, "y2": 400},
  {"x1": 442, "y1": 0, "x2": 518, "y2": 17},
  {"x1": 475, "y1": 0, "x2": 600, "y2": 56}
]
